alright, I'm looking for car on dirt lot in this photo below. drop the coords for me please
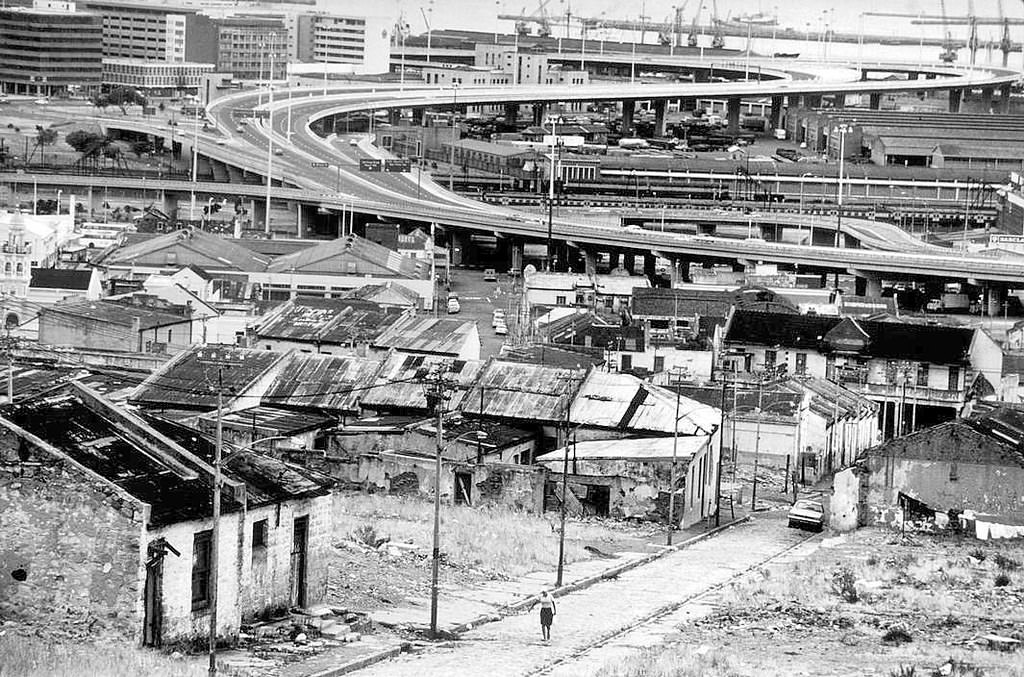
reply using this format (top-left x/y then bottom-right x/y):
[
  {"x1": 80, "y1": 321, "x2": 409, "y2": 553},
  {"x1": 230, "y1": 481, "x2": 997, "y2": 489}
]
[
  {"x1": 788, "y1": 499, "x2": 824, "y2": 531},
  {"x1": 494, "y1": 321, "x2": 508, "y2": 336},
  {"x1": 492, "y1": 309, "x2": 506, "y2": 327}
]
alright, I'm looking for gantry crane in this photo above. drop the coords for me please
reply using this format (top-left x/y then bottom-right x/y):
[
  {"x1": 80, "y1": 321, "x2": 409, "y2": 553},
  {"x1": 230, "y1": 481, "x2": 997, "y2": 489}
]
[
  {"x1": 862, "y1": 9, "x2": 962, "y2": 62},
  {"x1": 657, "y1": 2, "x2": 688, "y2": 47}
]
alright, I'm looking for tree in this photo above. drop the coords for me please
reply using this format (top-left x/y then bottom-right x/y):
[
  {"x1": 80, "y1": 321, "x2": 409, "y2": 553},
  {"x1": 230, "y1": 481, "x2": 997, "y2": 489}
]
[
  {"x1": 29, "y1": 126, "x2": 59, "y2": 164},
  {"x1": 65, "y1": 130, "x2": 105, "y2": 154},
  {"x1": 131, "y1": 140, "x2": 154, "y2": 159},
  {"x1": 107, "y1": 86, "x2": 147, "y2": 115}
]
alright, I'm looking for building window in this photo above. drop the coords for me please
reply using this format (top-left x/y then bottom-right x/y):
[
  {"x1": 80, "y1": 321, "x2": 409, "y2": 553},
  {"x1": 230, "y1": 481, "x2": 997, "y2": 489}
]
[
  {"x1": 949, "y1": 462, "x2": 958, "y2": 482},
  {"x1": 764, "y1": 350, "x2": 776, "y2": 369},
  {"x1": 795, "y1": 353, "x2": 807, "y2": 375},
  {"x1": 555, "y1": 295, "x2": 567, "y2": 305},
  {"x1": 191, "y1": 530, "x2": 212, "y2": 610},
  {"x1": 948, "y1": 366, "x2": 960, "y2": 391},
  {"x1": 653, "y1": 355, "x2": 665, "y2": 372},
  {"x1": 916, "y1": 363, "x2": 929, "y2": 387},
  {"x1": 252, "y1": 519, "x2": 268, "y2": 549}
]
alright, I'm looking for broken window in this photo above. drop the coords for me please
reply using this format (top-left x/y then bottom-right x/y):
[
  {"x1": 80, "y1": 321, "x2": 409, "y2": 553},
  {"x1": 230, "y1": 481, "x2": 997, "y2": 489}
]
[
  {"x1": 252, "y1": 519, "x2": 268, "y2": 549},
  {"x1": 949, "y1": 462, "x2": 959, "y2": 482},
  {"x1": 191, "y1": 530, "x2": 212, "y2": 611}
]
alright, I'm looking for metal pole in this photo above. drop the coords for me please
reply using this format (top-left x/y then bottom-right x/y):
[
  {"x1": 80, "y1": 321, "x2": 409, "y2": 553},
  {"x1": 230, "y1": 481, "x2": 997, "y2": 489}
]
[
  {"x1": 6, "y1": 327, "x2": 13, "y2": 403},
  {"x1": 265, "y1": 51, "x2": 274, "y2": 234},
  {"x1": 547, "y1": 117, "x2": 556, "y2": 271},
  {"x1": 556, "y1": 389, "x2": 571, "y2": 586},
  {"x1": 835, "y1": 125, "x2": 845, "y2": 247},
  {"x1": 962, "y1": 178, "x2": 971, "y2": 256},
  {"x1": 429, "y1": 392, "x2": 443, "y2": 638},
  {"x1": 715, "y1": 373, "x2": 727, "y2": 527},
  {"x1": 208, "y1": 369, "x2": 223, "y2": 676},
  {"x1": 190, "y1": 106, "x2": 199, "y2": 221},
  {"x1": 751, "y1": 377, "x2": 763, "y2": 509},
  {"x1": 667, "y1": 371, "x2": 681, "y2": 545}
]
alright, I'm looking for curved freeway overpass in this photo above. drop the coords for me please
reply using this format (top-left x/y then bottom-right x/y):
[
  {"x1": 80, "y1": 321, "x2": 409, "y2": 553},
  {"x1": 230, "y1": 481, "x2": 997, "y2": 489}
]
[{"x1": 10, "y1": 57, "x2": 1023, "y2": 285}]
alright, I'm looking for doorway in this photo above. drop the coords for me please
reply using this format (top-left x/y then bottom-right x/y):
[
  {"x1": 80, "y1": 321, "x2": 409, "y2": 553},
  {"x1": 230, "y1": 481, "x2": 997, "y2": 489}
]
[
  {"x1": 143, "y1": 540, "x2": 170, "y2": 647},
  {"x1": 454, "y1": 471, "x2": 473, "y2": 505},
  {"x1": 290, "y1": 516, "x2": 309, "y2": 608}
]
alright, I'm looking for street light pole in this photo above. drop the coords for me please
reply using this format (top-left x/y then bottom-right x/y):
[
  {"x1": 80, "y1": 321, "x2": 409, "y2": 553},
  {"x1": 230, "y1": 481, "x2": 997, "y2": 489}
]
[
  {"x1": 667, "y1": 370, "x2": 681, "y2": 545},
  {"x1": 448, "y1": 83, "x2": 459, "y2": 191},
  {"x1": 546, "y1": 116, "x2": 559, "y2": 271},
  {"x1": 834, "y1": 123, "x2": 849, "y2": 248},
  {"x1": 264, "y1": 50, "x2": 275, "y2": 234}
]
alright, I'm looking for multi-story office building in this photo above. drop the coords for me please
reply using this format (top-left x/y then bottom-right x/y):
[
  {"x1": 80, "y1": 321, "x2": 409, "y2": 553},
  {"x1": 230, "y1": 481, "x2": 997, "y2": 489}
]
[
  {"x1": 0, "y1": 0, "x2": 103, "y2": 95},
  {"x1": 102, "y1": 58, "x2": 214, "y2": 94},
  {"x1": 79, "y1": 0, "x2": 387, "y2": 78}
]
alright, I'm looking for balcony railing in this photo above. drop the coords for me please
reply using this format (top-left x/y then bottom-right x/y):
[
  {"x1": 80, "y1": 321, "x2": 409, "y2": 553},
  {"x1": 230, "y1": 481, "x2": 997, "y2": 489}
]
[{"x1": 845, "y1": 381, "x2": 965, "y2": 403}]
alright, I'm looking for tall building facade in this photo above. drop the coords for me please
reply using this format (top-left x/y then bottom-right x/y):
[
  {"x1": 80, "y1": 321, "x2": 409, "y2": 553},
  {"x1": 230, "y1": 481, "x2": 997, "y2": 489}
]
[{"x1": 0, "y1": 1, "x2": 103, "y2": 95}]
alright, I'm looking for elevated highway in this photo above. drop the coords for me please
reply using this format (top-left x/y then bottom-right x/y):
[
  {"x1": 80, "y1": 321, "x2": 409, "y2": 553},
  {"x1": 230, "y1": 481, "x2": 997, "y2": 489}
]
[{"x1": 9, "y1": 56, "x2": 1023, "y2": 287}]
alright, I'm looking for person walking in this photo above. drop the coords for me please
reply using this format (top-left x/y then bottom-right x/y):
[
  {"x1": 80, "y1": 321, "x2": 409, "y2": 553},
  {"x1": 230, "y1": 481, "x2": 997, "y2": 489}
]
[{"x1": 538, "y1": 590, "x2": 556, "y2": 642}]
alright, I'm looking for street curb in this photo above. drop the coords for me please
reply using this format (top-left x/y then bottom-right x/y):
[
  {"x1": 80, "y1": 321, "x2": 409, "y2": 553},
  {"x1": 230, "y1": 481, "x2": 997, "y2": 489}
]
[
  {"x1": 305, "y1": 643, "x2": 411, "y2": 677},
  {"x1": 330, "y1": 516, "x2": 751, "y2": 675}
]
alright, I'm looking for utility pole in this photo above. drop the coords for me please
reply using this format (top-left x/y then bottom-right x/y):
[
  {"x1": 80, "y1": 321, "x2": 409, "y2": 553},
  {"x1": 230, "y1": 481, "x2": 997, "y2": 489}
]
[
  {"x1": 715, "y1": 372, "x2": 728, "y2": 527},
  {"x1": 667, "y1": 366, "x2": 682, "y2": 545},
  {"x1": 423, "y1": 362, "x2": 453, "y2": 638},
  {"x1": 555, "y1": 372, "x2": 581, "y2": 586},
  {"x1": 196, "y1": 349, "x2": 243, "y2": 676},
  {"x1": 751, "y1": 373, "x2": 764, "y2": 510}
]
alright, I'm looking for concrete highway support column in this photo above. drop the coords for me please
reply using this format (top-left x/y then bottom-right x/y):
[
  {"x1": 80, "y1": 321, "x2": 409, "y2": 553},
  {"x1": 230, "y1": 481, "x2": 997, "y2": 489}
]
[
  {"x1": 413, "y1": 107, "x2": 427, "y2": 126},
  {"x1": 653, "y1": 100, "x2": 668, "y2": 137},
  {"x1": 669, "y1": 257, "x2": 691, "y2": 286},
  {"x1": 621, "y1": 100, "x2": 636, "y2": 136},
  {"x1": 161, "y1": 191, "x2": 180, "y2": 221},
  {"x1": 948, "y1": 88, "x2": 963, "y2": 113},
  {"x1": 999, "y1": 84, "x2": 1012, "y2": 113},
  {"x1": 511, "y1": 240, "x2": 524, "y2": 273},
  {"x1": 582, "y1": 249, "x2": 598, "y2": 276},
  {"x1": 768, "y1": 95, "x2": 784, "y2": 132},
  {"x1": 250, "y1": 200, "x2": 267, "y2": 231},
  {"x1": 622, "y1": 252, "x2": 636, "y2": 273},
  {"x1": 609, "y1": 251, "x2": 620, "y2": 270},
  {"x1": 986, "y1": 284, "x2": 1007, "y2": 317},
  {"x1": 643, "y1": 254, "x2": 656, "y2": 280},
  {"x1": 861, "y1": 275, "x2": 883, "y2": 299},
  {"x1": 532, "y1": 103, "x2": 546, "y2": 125},
  {"x1": 295, "y1": 202, "x2": 314, "y2": 239},
  {"x1": 504, "y1": 104, "x2": 518, "y2": 123},
  {"x1": 805, "y1": 94, "x2": 822, "y2": 109},
  {"x1": 981, "y1": 88, "x2": 994, "y2": 112},
  {"x1": 726, "y1": 97, "x2": 741, "y2": 136},
  {"x1": 389, "y1": 109, "x2": 402, "y2": 125},
  {"x1": 869, "y1": 93, "x2": 881, "y2": 110},
  {"x1": 860, "y1": 69, "x2": 870, "y2": 81}
]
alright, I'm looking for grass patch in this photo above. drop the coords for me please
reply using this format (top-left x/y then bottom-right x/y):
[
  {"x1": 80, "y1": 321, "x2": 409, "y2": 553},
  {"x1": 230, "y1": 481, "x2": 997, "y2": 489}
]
[
  {"x1": 333, "y1": 492, "x2": 651, "y2": 578},
  {"x1": 594, "y1": 644, "x2": 745, "y2": 677},
  {"x1": 0, "y1": 635, "x2": 202, "y2": 677},
  {"x1": 993, "y1": 553, "x2": 1021, "y2": 571}
]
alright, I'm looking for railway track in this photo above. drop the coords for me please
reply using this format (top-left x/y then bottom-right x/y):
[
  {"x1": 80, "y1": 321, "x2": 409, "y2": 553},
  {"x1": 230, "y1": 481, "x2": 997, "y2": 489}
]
[{"x1": 526, "y1": 528, "x2": 823, "y2": 676}]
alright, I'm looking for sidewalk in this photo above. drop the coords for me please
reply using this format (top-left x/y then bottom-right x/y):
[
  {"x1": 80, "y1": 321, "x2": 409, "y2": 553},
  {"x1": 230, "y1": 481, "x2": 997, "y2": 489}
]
[{"x1": 268, "y1": 514, "x2": 749, "y2": 677}]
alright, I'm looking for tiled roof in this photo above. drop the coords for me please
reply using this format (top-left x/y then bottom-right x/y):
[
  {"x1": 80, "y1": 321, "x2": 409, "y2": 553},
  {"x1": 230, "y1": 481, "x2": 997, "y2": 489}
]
[
  {"x1": 372, "y1": 315, "x2": 478, "y2": 357},
  {"x1": 265, "y1": 235, "x2": 429, "y2": 278},
  {"x1": 725, "y1": 310, "x2": 975, "y2": 364}
]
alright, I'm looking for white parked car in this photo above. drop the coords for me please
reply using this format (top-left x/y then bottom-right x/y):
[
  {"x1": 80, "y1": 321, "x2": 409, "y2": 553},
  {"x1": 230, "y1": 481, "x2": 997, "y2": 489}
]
[
  {"x1": 447, "y1": 297, "x2": 461, "y2": 314},
  {"x1": 492, "y1": 309, "x2": 506, "y2": 327},
  {"x1": 494, "y1": 321, "x2": 508, "y2": 336},
  {"x1": 788, "y1": 499, "x2": 824, "y2": 532}
]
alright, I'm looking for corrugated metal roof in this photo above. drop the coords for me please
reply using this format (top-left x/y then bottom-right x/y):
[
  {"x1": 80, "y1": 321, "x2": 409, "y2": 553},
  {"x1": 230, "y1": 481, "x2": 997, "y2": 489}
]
[
  {"x1": 372, "y1": 315, "x2": 478, "y2": 357},
  {"x1": 265, "y1": 234, "x2": 429, "y2": 279},
  {"x1": 132, "y1": 346, "x2": 284, "y2": 410},
  {"x1": 98, "y1": 228, "x2": 271, "y2": 272},
  {"x1": 570, "y1": 371, "x2": 719, "y2": 435},
  {"x1": 257, "y1": 297, "x2": 402, "y2": 345},
  {"x1": 200, "y1": 406, "x2": 333, "y2": 436},
  {"x1": 462, "y1": 361, "x2": 586, "y2": 424},
  {"x1": 263, "y1": 353, "x2": 382, "y2": 414},
  {"x1": 361, "y1": 353, "x2": 485, "y2": 412},
  {"x1": 536, "y1": 436, "x2": 709, "y2": 463}
]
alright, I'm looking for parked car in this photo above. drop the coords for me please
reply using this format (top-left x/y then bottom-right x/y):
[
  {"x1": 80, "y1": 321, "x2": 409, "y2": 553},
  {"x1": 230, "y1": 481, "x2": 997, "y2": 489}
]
[
  {"x1": 492, "y1": 309, "x2": 506, "y2": 327},
  {"x1": 787, "y1": 499, "x2": 825, "y2": 531},
  {"x1": 494, "y1": 321, "x2": 508, "y2": 336},
  {"x1": 483, "y1": 268, "x2": 498, "y2": 282},
  {"x1": 447, "y1": 297, "x2": 461, "y2": 314},
  {"x1": 34, "y1": 98, "x2": 49, "y2": 105}
]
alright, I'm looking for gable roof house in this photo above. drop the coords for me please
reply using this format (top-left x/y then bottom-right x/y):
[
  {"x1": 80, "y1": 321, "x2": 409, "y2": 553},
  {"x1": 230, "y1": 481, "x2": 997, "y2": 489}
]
[
  {"x1": 371, "y1": 315, "x2": 481, "y2": 360},
  {"x1": 95, "y1": 228, "x2": 271, "y2": 277},
  {"x1": 723, "y1": 310, "x2": 1003, "y2": 437},
  {"x1": 832, "y1": 407, "x2": 1024, "y2": 533},
  {"x1": 252, "y1": 235, "x2": 434, "y2": 308},
  {"x1": 38, "y1": 298, "x2": 201, "y2": 355},
  {"x1": 0, "y1": 382, "x2": 333, "y2": 647}
]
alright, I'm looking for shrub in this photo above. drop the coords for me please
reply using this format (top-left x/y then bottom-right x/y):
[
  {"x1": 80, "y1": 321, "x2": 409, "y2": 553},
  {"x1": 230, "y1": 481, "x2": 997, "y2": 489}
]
[
  {"x1": 994, "y1": 572, "x2": 1011, "y2": 587},
  {"x1": 889, "y1": 667, "x2": 916, "y2": 677},
  {"x1": 969, "y1": 548, "x2": 987, "y2": 562},
  {"x1": 351, "y1": 524, "x2": 389, "y2": 548},
  {"x1": 866, "y1": 555, "x2": 879, "y2": 566},
  {"x1": 882, "y1": 626, "x2": 913, "y2": 645},
  {"x1": 831, "y1": 567, "x2": 859, "y2": 603},
  {"x1": 993, "y1": 553, "x2": 1020, "y2": 571}
]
